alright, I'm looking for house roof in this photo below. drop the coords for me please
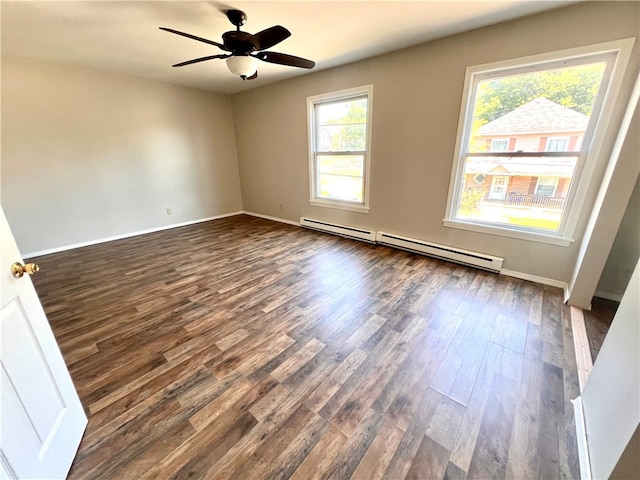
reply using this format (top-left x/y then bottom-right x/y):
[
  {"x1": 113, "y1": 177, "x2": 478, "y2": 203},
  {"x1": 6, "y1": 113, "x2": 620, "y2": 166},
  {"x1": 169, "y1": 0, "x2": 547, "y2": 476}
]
[
  {"x1": 465, "y1": 156, "x2": 576, "y2": 177},
  {"x1": 478, "y1": 98, "x2": 589, "y2": 136}
]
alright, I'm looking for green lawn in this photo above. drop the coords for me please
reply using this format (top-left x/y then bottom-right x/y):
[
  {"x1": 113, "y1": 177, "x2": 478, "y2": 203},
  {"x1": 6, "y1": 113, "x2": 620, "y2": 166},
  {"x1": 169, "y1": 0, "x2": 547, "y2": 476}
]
[{"x1": 506, "y1": 216, "x2": 560, "y2": 230}]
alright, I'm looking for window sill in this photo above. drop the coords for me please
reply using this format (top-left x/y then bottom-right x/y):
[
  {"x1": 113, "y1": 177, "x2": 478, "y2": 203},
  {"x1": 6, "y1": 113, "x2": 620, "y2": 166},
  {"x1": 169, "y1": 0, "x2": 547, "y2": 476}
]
[
  {"x1": 310, "y1": 199, "x2": 369, "y2": 214},
  {"x1": 442, "y1": 218, "x2": 574, "y2": 246}
]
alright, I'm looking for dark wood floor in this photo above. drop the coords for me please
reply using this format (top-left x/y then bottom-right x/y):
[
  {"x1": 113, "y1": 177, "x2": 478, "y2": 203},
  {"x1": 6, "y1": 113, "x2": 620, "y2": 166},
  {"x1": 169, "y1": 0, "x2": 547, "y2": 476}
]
[
  {"x1": 31, "y1": 214, "x2": 580, "y2": 479},
  {"x1": 584, "y1": 297, "x2": 617, "y2": 362}
]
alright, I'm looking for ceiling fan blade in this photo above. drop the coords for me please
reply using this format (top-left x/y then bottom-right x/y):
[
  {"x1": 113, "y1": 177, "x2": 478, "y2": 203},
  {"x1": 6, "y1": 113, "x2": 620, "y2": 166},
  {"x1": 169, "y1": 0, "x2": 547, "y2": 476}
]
[
  {"x1": 247, "y1": 25, "x2": 291, "y2": 51},
  {"x1": 246, "y1": 71, "x2": 258, "y2": 80},
  {"x1": 255, "y1": 51, "x2": 315, "y2": 69},
  {"x1": 159, "y1": 27, "x2": 231, "y2": 52},
  {"x1": 172, "y1": 54, "x2": 230, "y2": 67}
]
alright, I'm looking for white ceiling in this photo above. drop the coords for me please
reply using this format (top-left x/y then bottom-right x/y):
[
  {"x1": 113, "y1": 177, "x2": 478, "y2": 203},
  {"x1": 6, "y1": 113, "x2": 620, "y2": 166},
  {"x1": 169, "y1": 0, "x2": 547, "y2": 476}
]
[{"x1": 1, "y1": 1, "x2": 572, "y2": 95}]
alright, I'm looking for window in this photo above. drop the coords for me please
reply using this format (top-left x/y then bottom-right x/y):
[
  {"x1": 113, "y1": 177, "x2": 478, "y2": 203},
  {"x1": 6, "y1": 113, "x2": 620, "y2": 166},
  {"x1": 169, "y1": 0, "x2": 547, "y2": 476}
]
[
  {"x1": 445, "y1": 39, "x2": 634, "y2": 245},
  {"x1": 307, "y1": 85, "x2": 373, "y2": 212},
  {"x1": 535, "y1": 176, "x2": 558, "y2": 197},
  {"x1": 491, "y1": 139, "x2": 509, "y2": 152},
  {"x1": 546, "y1": 137, "x2": 569, "y2": 152}
]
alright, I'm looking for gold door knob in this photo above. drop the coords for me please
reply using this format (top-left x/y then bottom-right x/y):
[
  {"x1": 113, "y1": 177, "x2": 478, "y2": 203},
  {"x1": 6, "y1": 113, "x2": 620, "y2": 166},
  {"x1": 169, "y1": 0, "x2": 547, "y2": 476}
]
[{"x1": 11, "y1": 262, "x2": 39, "y2": 278}]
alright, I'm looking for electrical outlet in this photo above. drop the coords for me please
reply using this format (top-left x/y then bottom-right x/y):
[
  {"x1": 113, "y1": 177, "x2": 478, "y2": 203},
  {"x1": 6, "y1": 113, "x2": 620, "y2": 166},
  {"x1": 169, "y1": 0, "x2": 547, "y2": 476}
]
[
  {"x1": 279, "y1": 204, "x2": 284, "y2": 211},
  {"x1": 166, "y1": 208, "x2": 172, "y2": 215}
]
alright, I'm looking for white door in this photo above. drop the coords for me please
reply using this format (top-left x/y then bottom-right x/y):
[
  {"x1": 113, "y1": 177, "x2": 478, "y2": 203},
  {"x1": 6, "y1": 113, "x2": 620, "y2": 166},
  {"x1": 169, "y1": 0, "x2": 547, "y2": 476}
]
[
  {"x1": 489, "y1": 175, "x2": 509, "y2": 200},
  {"x1": 0, "y1": 206, "x2": 86, "y2": 479}
]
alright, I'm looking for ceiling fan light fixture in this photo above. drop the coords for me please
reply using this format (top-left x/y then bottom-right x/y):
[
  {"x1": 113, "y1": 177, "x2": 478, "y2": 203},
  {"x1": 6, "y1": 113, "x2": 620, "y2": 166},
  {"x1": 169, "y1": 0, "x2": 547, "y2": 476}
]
[{"x1": 226, "y1": 55, "x2": 257, "y2": 79}]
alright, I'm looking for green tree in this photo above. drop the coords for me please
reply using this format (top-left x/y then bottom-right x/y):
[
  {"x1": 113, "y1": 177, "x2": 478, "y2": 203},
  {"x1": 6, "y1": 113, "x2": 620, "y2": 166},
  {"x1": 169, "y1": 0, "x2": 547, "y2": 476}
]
[
  {"x1": 325, "y1": 99, "x2": 367, "y2": 151},
  {"x1": 459, "y1": 187, "x2": 485, "y2": 216},
  {"x1": 474, "y1": 63, "x2": 605, "y2": 125}
]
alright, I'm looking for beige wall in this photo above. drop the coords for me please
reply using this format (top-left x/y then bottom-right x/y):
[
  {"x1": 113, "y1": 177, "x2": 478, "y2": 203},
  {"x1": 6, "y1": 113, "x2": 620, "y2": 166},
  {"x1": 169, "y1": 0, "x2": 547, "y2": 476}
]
[
  {"x1": 597, "y1": 175, "x2": 640, "y2": 299},
  {"x1": 232, "y1": 2, "x2": 640, "y2": 284},
  {"x1": 1, "y1": 58, "x2": 243, "y2": 256}
]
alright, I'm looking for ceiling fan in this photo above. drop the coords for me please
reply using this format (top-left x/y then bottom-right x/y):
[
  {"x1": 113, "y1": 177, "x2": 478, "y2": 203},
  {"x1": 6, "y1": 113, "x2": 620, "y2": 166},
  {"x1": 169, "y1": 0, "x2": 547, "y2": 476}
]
[{"x1": 160, "y1": 9, "x2": 315, "y2": 80}]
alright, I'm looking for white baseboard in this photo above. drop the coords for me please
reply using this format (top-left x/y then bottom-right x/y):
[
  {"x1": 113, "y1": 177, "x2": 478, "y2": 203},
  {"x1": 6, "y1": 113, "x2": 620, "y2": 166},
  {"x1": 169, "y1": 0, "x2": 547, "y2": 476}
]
[
  {"x1": 500, "y1": 268, "x2": 569, "y2": 298},
  {"x1": 23, "y1": 211, "x2": 244, "y2": 259},
  {"x1": 572, "y1": 396, "x2": 592, "y2": 480},
  {"x1": 594, "y1": 290, "x2": 623, "y2": 302},
  {"x1": 242, "y1": 211, "x2": 300, "y2": 227}
]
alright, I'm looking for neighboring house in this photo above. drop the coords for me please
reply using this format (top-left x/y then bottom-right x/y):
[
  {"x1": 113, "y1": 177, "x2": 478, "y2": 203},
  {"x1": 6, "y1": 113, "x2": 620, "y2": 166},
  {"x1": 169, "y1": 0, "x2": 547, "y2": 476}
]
[{"x1": 466, "y1": 98, "x2": 589, "y2": 209}]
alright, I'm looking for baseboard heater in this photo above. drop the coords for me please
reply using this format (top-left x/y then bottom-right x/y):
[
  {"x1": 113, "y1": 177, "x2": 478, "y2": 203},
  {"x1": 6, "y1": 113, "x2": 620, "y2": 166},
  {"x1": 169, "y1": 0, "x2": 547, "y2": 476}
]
[
  {"x1": 299, "y1": 217, "x2": 377, "y2": 243},
  {"x1": 376, "y1": 231, "x2": 503, "y2": 272},
  {"x1": 299, "y1": 217, "x2": 503, "y2": 272}
]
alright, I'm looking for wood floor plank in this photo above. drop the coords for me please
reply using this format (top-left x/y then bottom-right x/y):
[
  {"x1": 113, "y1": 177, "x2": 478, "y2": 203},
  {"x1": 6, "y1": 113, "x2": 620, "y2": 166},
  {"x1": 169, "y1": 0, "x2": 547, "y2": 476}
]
[
  {"x1": 405, "y1": 435, "x2": 450, "y2": 480},
  {"x1": 467, "y1": 373, "x2": 518, "y2": 480},
  {"x1": 425, "y1": 395, "x2": 467, "y2": 451},
  {"x1": 258, "y1": 413, "x2": 330, "y2": 480},
  {"x1": 226, "y1": 403, "x2": 317, "y2": 480},
  {"x1": 443, "y1": 462, "x2": 467, "y2": 480},
  {"x1": 28, "y1": 214, "x2": 579, "y2": 479},
  {"x1": 449, "y1": 342, "x2": 501, "y2": 473},
  {"x1": 506, "y1": 358, "x2": 543, "y2": 479},
  {"x1": 290, "y1": 425, "x2": 348, "y2": 480},
  {"x1": 304, "y1": 348, "x2": 369, "y2": 413},
  {"x1": 350, "y1": 416, "x2": 405, "y2": 480},
  {"x1": 382, "y1": 387, "x2": 443, "y2": 479},
  {"x1": 322, "y1": 408, "x2": 385, "y2": 480}
]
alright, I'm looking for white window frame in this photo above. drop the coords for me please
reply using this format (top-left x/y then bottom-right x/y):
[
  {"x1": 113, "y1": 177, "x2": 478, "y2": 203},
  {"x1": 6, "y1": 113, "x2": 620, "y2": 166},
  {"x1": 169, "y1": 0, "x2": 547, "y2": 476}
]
[
  {"x1": 307, "y1": 85, "x2": 373, "y2": 213},
  {"x1": 444, "y1": 39, "x2": 635, "y2": 246}
]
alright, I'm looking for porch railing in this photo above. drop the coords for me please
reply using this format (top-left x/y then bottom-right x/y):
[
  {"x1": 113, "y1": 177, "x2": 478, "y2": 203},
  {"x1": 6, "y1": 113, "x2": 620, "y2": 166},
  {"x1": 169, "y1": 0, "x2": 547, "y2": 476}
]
[{"x1": 504, "y1": 193, "x2": 565, "y2": 210}]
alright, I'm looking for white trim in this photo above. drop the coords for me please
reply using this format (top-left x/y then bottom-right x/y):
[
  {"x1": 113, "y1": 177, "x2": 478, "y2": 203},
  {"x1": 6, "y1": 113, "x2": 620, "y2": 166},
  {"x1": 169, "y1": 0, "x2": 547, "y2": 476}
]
[
  {"x1": 570, "y1": 305, "x2": 594, "y2": 392},
  {"x1": 572, "y1": 396, "x2": 593, "y2": 480},
  {"x1": 242, "y1": 211, "x2": 300, "y2": 227},
  {"x1": 469, "y1": 38, "x2": 635, "y2": 78},
  {"x1": 500, "y1": 268, "x2": 569, "y2": 300},
  {"x1": 594, "y1": 290, "x2": 623, "y2": 303},
  {"x1": 443, "y1": 218, "x2": 574, "y2": 247},
  {"x1": 445, "y1": 38, "x2": 636, "y2": 245},
  {"x1": 307, "y1": 85, "x2": 373, "y2": 213},
  {"x1": 22, "y1": 212, "x2": 243, "y2": 259}
]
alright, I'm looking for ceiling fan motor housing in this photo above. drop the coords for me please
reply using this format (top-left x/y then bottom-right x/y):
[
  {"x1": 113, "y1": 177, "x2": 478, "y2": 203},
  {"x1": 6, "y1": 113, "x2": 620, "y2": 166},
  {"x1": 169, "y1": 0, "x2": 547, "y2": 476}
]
[{"x1": 222, "y1": 31, "x2": 255, "y2": 54}]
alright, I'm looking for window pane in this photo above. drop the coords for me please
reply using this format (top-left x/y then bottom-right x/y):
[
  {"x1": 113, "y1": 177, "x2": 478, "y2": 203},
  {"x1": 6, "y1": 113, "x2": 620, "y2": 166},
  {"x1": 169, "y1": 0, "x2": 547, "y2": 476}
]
[
  {"x1": 317, "y1": 154, "x2": 363, "y2": 202},
  {"x1": 317, "y1": 98, "x2": 367, "y2": 152},
  {"x1": 546, "y1": 137, "x2": 569, "y2": 152},
  {"x1": 491, "y1": 139, "x2": 509, "y2": 152},
  {"x1": 456, "y1": 155, "x2": 577, "y2": 231},
  {"x1": 468, "y1": 62, "x2": 606, "y2": 154}
]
